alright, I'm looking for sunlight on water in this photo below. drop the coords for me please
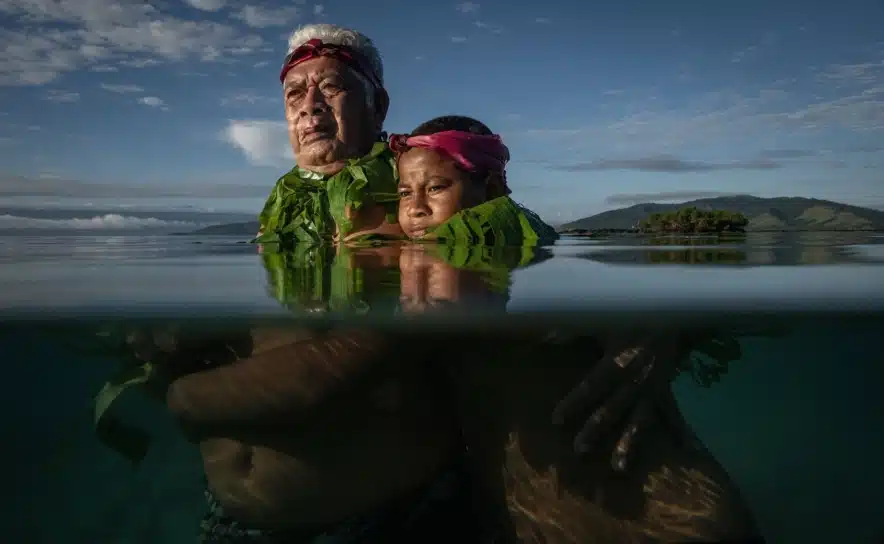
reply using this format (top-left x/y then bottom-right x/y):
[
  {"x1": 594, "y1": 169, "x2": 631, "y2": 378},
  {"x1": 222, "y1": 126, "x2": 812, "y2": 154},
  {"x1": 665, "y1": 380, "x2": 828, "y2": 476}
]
[{"x1": 2, "y1": 232, "x2": 883, "y2": 544}]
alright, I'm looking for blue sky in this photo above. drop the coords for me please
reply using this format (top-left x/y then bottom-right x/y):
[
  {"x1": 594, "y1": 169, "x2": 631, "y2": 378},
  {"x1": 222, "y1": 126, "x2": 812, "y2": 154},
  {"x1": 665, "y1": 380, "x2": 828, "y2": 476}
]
[{"x1": 1, "y1": 0, "x2": 883, "y2": 222}]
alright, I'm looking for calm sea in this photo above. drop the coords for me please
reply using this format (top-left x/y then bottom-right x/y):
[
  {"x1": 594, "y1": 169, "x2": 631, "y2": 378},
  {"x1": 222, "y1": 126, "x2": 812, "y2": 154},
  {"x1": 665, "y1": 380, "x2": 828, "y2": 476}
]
[{"x1": 2, "y1": 231, "x2": 883, "y2": 543}]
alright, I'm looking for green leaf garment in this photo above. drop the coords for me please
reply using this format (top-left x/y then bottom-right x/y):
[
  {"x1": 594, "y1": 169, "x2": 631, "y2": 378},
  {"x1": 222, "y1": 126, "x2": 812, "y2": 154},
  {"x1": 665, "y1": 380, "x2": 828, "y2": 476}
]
[
  {"x1": 254, "y1": 141, "x2": 399, "y2": 245},
  {"x1": 423, "y1": 195, "x2": 559, "y2": 248}
]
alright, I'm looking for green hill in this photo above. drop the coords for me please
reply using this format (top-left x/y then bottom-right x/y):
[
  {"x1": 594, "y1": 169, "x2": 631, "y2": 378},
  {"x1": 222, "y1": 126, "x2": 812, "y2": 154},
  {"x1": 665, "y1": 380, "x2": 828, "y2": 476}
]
[{"x1": 560, "y1": 195, "x2": 884, "y2": 232}]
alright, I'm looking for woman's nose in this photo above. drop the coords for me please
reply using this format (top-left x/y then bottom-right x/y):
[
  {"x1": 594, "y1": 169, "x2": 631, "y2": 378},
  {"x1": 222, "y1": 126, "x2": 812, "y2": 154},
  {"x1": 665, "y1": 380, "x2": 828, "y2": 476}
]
[{"x1": 298, "y1": 86, "x2": 330, "y2": 117}]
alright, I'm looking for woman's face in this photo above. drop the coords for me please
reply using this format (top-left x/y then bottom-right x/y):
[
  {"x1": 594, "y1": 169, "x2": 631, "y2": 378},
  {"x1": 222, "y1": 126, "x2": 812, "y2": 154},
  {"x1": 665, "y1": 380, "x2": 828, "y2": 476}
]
[{"x1": 396, "y1": 148, "x2": 486, "y2": 239}]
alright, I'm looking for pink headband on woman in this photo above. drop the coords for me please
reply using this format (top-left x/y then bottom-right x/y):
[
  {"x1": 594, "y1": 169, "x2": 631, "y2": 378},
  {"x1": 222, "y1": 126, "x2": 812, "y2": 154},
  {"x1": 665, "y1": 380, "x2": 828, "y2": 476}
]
[{"x1": 388, "y1": 130, "x2": 510, "y2": 174}]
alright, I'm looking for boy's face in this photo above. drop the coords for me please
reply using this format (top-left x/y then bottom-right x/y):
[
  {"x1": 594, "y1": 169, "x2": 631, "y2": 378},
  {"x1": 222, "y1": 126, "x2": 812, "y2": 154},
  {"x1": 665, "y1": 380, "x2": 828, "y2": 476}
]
[{"x1": 396, "y1": 148, "x2": 487, "y2": 239}]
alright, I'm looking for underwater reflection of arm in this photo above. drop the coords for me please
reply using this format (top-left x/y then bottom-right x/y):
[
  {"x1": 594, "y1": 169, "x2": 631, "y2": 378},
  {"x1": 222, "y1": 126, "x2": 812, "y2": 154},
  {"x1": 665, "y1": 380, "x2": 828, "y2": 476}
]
[{"x1": 166, "y1": 329, "x2": 394, "y2": 438}]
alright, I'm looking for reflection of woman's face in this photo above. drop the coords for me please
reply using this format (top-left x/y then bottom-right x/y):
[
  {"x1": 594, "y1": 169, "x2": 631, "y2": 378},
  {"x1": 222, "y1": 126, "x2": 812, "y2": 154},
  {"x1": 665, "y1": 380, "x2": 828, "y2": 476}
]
[
  {"x1": 398, "y1": 246, "x2": 462, "y2": 313},
  {"x1": 396, "y1": 148, "x2": 486, "y2": 239}
]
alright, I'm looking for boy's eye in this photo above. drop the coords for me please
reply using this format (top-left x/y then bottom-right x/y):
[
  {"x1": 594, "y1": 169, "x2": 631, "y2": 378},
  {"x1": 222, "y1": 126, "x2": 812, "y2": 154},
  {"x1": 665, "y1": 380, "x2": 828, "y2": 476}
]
[
  {"x1": 398, "y1": 189, "x2": 412, "y2": 198},
  {"x1": 428, "y1": 185, "x2": 446, "y2": 193}
]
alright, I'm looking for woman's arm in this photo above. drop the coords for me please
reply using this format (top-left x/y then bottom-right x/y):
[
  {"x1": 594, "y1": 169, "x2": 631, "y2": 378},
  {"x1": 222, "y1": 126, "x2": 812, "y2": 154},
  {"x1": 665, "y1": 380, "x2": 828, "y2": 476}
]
[{"x1": 165, "y1": 328, "x2": 395, "y2": 438}]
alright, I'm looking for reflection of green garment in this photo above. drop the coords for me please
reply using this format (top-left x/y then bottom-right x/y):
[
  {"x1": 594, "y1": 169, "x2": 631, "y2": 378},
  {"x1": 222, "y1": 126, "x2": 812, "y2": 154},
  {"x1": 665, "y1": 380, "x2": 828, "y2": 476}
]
[
  {"x1": 93, "y1": 361, "x2": 155, "y2": 465},
  {"x1": 427, "y1": 244, "x2": 552, "y2": 297},
  {"x1": 261, "y1": 245, "x2": 400, "y2": 315},
  {"x1": 425, "y1": 196, "x2": 558, "y2": 246},
  {"x1": 90, "y1": 331, "x2": 165, "y2": 466},
  {"x1": 255, "y1": 142, "x2": 399, "y2": 245}
]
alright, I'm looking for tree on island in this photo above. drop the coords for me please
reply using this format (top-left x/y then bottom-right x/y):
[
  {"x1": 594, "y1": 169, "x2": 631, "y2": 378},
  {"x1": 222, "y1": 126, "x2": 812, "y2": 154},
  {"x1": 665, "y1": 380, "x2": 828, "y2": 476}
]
[{"x1": 637, "y1": 206, "x2": 749, "y2": 234}]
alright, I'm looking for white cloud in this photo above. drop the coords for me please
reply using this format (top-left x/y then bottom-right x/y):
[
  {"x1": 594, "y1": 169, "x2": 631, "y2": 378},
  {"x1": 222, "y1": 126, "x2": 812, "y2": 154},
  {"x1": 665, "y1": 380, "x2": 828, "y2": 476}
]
[
  {"x1": 90, "y1": 65, "x2": 118, "y2": 72},
  {"x1": 818, "y1": 61, "x2": 884, "y2": 86},
  {"x1": 0, "y1": 0, "x2": 265, "y2": 86},
  {"x1": 0, "y1": 213, "x2": 199, "y2": 230},
  {"x1": 138, "y1": 96, "x2": 167, "y2": 109},
  {"x1": 220, "y1": 93, "x2": 275, "y2": 106},
  {"x1": 233, "y1": 5, "x2": 300, "y2": 28},
  {"x1": 450, "y1": 36, "x2": 468, "y2": 43},
  {"x1": 119, "y1": 58, "x2": 162, "y2": 68},
  {"x1": 313, "y1": 4, "x2": 325, "y2": 16},
  {"x1": 524, "y1": 61, "x2": 884, "y2": 157},
  {"x1": 474, "y1": 21, "x2": 503, "y2": 34},
  {"x1": 535, "y1": 17, "x2": 551, "y2": 24},
  {"x1": 100, "y1": 83, "x2": 143, "y2": 93},
  {"x1": 253, "y1": 60, "x2": 269, "y2": 68},
  {"x1": 44, "y1": 90, "x2": 80, "y2": 102},
  {"x1": 183, "y1": 0, "x2": 226, "y2": 11},
  {"x1": 456, "y1": 2, "x2": 479, "y2": 14},
  {"x1": 222, "y1": 120, "x2": 293, "y2": 166}
]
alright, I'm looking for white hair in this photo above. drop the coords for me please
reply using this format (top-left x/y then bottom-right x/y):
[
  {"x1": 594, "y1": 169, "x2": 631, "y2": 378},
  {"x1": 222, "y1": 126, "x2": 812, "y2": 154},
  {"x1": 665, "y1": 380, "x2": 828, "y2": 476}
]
[{"x1": 285, "y1": 24, "x2": 384, "y2": 112}]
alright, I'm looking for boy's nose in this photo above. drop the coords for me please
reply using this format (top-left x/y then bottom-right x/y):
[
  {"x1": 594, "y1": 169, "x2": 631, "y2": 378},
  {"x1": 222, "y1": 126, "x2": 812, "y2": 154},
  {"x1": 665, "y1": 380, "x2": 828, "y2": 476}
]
[
  {"x1": 407, "y1": 194, "x2": 430, "y2": 218},
  {"x1": 407, "y1": 205, "x2": 428, "y2": 218}
]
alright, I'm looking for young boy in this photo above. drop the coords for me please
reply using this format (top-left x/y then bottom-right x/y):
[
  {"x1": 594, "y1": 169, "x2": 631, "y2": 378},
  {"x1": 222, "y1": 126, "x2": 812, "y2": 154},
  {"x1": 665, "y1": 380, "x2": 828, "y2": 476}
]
[
  {"x1": 391, "y1": 115, "x2": 764, "y2": 543},
  {"x1": 390, "y1": 115, "x2": 558, "y2": 246}
]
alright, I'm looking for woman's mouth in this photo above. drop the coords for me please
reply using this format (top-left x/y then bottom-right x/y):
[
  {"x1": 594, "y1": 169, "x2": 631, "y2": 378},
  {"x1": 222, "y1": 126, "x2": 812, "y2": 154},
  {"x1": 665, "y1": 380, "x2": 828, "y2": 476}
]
[{"x1": 301, "y1": 126, "x2": 333, "y2": 143}]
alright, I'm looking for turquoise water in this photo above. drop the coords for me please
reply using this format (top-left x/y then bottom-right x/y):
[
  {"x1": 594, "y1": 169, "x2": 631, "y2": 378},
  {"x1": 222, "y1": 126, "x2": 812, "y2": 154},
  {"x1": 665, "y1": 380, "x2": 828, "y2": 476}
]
[{"x1": 2, "y1": 232, "x2": 883, "y2": 543}]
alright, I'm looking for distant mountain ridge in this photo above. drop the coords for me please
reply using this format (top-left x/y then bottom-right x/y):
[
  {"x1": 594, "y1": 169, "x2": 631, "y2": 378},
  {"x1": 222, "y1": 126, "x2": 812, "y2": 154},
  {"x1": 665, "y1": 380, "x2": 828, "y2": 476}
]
[
  {"x1": 184, "y1": 221, "x2": 260, "y2": 236},
  {"x1": 560, "y1": 195, "x2": 884, "y2": 231}
]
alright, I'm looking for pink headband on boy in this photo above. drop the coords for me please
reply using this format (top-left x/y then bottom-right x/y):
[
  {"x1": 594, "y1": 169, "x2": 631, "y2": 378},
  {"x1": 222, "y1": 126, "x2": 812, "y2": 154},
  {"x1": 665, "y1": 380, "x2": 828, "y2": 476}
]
[{"x1": 388, "y1": 130, "x2": 510, "y2": 175}]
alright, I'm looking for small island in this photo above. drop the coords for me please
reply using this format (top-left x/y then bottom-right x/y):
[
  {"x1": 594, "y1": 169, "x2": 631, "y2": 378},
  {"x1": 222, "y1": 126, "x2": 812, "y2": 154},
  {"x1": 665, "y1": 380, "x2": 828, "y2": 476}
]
[{"x1": 637, "y1": 207, "x2": 749, "y2": 234}]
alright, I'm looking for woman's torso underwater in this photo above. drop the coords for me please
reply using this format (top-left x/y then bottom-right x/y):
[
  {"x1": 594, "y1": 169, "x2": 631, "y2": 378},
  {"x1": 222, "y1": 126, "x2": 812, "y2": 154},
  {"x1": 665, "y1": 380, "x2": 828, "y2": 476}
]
[{"x1": 169, "y1": 327, "x2": 461, "y2": 529}]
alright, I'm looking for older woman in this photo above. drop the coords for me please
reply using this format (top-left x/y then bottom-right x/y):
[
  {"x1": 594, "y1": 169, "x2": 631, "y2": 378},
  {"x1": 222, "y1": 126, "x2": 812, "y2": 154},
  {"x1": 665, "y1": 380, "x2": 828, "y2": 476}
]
[{"x1": 159, "y1": 23, "x2": 690, "y2": 543}]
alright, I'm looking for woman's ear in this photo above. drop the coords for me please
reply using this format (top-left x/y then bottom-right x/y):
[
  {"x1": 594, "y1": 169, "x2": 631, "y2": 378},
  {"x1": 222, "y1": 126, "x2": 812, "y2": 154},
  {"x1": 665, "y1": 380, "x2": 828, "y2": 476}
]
[{"x1": 374, "y1": 90, "x2": 389, "y2": 136}]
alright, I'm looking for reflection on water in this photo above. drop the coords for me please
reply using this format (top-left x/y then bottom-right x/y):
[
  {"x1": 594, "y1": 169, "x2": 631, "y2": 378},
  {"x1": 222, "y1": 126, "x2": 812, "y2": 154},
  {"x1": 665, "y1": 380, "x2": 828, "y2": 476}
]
[
  {"x1": 1, "y1": 234, "x2": 883, "y2": 543},
  {"x1": 575, "y1": 231, "x2": 884, "y2": 266}
]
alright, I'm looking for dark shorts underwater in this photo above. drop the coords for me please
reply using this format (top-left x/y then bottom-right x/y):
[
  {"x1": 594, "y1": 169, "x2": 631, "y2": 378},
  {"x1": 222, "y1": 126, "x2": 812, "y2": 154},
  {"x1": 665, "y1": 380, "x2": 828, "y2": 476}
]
[{"x1": 199, "y1": 461, "x2": 487, "y2": 544}]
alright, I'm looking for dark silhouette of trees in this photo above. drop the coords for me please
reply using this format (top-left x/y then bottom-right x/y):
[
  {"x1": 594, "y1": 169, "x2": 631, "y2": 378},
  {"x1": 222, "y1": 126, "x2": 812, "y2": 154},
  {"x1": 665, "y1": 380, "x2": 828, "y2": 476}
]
[{"x1": 637, "y1": 207, "x2": 748, "y2": 233}]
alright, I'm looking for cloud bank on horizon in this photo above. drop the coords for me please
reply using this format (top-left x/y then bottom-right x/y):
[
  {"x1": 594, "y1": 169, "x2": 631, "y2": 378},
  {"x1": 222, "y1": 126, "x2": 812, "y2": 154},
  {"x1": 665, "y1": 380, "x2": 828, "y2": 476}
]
[{"x1": 0, "y1": 0, "x2": 882, "y2": 221}]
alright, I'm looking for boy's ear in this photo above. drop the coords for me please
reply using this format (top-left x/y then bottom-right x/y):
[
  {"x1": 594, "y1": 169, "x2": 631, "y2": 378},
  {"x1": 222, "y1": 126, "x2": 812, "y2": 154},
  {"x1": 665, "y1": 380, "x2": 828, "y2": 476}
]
[{"x1": 484, "y1": 172, "x2": 509, "y2": 200}]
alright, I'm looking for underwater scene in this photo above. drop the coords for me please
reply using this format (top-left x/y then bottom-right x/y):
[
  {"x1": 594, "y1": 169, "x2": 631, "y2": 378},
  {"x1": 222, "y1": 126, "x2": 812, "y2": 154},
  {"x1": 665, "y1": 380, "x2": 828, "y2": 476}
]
[{"x1": 2, "y1": 232, "x2": 883, "y2": 544}]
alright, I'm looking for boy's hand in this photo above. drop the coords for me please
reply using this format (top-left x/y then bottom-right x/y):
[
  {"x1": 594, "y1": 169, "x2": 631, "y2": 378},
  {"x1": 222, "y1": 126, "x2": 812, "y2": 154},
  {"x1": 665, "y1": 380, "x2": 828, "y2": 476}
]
[{"x1": 551, "y1": 330, "x2": 689, "y2": 471}]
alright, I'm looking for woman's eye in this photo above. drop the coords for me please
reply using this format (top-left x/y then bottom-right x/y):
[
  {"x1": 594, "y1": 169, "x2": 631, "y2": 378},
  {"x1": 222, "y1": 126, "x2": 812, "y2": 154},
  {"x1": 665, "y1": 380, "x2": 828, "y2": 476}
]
[{"x1": 398, "y1": 190, "x2": 411, "y2": 198}]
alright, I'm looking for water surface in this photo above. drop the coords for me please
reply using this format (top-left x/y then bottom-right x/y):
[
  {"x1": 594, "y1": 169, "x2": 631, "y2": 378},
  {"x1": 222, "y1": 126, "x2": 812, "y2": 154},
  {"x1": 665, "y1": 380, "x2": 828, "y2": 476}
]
[{"x1": 2, "y1": 231, "x2": 883, "y2": 543}]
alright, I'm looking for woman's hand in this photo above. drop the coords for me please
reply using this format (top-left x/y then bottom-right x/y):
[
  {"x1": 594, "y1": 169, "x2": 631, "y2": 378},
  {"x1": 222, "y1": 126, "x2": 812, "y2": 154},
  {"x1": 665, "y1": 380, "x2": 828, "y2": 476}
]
[{"x1": 551, "y1": 330, "x2": 692, "y2": 471}]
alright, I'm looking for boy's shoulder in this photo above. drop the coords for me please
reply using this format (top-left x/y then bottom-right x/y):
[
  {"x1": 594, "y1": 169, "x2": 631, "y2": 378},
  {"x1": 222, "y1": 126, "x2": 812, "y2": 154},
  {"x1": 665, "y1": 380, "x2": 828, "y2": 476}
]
[{"x1": 434, "y1": 196, "x2": 558, "y2": 246}]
